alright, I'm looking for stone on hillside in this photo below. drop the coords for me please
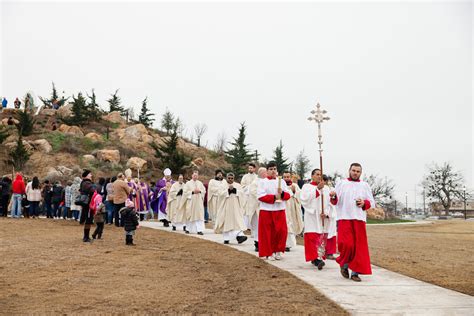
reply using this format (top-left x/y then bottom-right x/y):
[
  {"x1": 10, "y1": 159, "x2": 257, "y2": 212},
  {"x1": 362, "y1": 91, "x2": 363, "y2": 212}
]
[
  {"x1": 82, "y1": 154, "x2": 96, "y2": 163},
  {"x1": 58, "y1": 124, "x2": 84, "y2": 136},
  {"x1": 4, "y1": 140, "x2": 33, "y2": 152},
  {"x1": 56, "y1": 104, "x2": 73, "y2": 118},
  {"x1": 192, "y1": 157, "x2": 204, "y2": 167},
  {"x1": 102, "y1": 111, "x2": 126, "y2": 125},
  {"x1": 85, "y1": 132, "x2": 103, "y2": 142},
  {"x1": 46, "y1": 167, "x2": 62, "y2": 180},
  {"x1": 1, "y1": 118, "x2": 19, "y2": 126},
  {"x1": 96, "y1": 149, "x2": 120, "y2": 164},
  {"x1": 126, "y1": 157, "x2": 147, "y2": 171},
  {"x1": 141, "y1": 134, "x2": 154, "y2": 144},
  {"x1": 1, "y1": 108, "x2": 18, "y2": 116},
  {"x1": 124, "y1": 124, "x2": 148, "y2": 140},
  {"x1": 57, "y1": 165, "x2": 73, "y2": 176},
  {"x1": 40, "y1": 108, "x2": 56, "y2": 116},
  {"x1": 30, "y1": 139, "x2": 52, "y2": 154},
  {"x1": 367, "y1": 208, "x2": 385, "y2": 220}
]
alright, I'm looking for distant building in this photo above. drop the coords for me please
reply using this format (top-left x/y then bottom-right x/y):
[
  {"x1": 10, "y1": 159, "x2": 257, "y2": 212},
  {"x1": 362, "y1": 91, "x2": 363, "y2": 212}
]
[{"x1": 431, "y1": 199, "x2": 474, "y2": 217}]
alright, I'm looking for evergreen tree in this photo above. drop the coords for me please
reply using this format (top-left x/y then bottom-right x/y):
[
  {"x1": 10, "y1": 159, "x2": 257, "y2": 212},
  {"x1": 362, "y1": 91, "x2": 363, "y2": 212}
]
[
  {"x1": 150, "y1": 123, "x2": 191, "y2": 174},
  {"x1": 107, "y1": 89, "x2": 125, "y2": 114},
  {"x1": 272, "y1": 140, "x2": 290, "y2": 173},
  {"x1": 39, "y1": 82, "x2": 68, "y2": 108},
  {"x1": 161, "y1": 109, "x2": 175, "y2": 135},
  {"x1": 294, "y1": 149, "x2": 311, "y2": 179},
  {"x1": 16, "y1": 109, "x2": 36, "y2": 137},
  {"x1": 69, "y1": 92, "x2": 89, "y2": 126},
  {"x1": 87, "y1": 89, "x2": 102, "y2": 120},
  {"x1": 225, "y1": 122, "x2": 253, "y2": 177},
  {"x1": 9, "y1": 136, "x2": 30, "y2": 170},
  {"x1": 138, "y1": 97, "x2": 155, "y2": 127}
]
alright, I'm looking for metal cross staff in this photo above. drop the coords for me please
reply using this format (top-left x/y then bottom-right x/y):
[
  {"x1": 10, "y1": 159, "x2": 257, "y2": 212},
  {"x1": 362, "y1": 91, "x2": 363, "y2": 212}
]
[{"x1": 308, "y1": 102, "x2": 330, "y2": 257}]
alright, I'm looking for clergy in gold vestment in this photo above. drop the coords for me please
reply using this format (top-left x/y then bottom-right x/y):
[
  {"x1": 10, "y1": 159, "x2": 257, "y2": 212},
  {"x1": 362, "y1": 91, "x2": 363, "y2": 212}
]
[
  {"x1": 214, "y1": 173, "x2": 248, "y2": 244},
  {"x1": 182, "y1": 170, "x2": 206, "y2": 235}
]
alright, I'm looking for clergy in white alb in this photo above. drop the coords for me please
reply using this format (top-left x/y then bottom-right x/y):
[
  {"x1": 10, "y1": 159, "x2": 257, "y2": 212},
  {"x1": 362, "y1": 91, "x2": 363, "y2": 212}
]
[{"x1": 182, "y1": 170, "x2": 206, "y2": 235}]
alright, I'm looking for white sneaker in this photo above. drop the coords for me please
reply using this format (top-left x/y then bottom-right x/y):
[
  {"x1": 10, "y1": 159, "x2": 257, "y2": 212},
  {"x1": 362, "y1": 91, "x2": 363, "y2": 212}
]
[{"x1": 274, "y1": 252, "x2": 282, "y2": 260}]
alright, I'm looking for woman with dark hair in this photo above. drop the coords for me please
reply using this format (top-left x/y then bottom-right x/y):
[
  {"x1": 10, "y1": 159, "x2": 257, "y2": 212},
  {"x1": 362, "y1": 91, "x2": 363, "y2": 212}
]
[
  {"x1": 0, "y1": 176, "x2": 12, "y2": 217},
  {"x1": 80, "y1": 170, "x2": 96, "y2": 242},
  {"x1": 26, "y1": 177, "x2": 42, "y2": 218}
]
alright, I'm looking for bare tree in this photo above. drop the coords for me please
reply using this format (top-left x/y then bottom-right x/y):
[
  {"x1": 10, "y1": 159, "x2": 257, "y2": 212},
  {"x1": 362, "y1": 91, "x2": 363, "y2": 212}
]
[
  {"x1": 422, "y1": 162, "x2": 467, "y2": 215},
  {"x1": 214, "y1": 131, "x2": 227, "y2": 154},
  {"x1": 193, "y1": 123, "x2": 207, "y2": 147},
  {"x1": 363, "y1": 174, "x2": 395, "y2": 206},
  {"x1": 175, "y1": 117, "x2": 186, "y2": 138}
]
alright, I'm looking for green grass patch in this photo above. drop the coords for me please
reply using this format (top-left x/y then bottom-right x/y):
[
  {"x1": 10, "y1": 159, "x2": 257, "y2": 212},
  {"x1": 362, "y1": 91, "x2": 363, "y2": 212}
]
[
  {"x1": 367, "y1": 218, "x2": 416, "y2": 224},
  {"x1": 42, "y1": 131, "x2": 66, "y2": 152}
]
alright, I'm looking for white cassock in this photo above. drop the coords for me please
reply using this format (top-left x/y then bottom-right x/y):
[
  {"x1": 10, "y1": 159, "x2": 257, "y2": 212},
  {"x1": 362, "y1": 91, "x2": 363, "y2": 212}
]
[
  {"x1": 247, "y1": 177, "x2": 260, "y2": 241},
  {"x1": 167, "y1": 182, "x2": 185, "y2": 229},
  {"x1": 182, "y1": 179, "x2": 206, "y2": 233},
  {"x1": 300, "y1": 182, "x2": 334, "y2": 261},
  {"x1": 207, "y1": 179, "x2": 225, "y2": 221},
  {"x1": 241, "y1": 172, "x2": 257, "y2": 228},
  {"x1": 285, "y1": 182, "x2": 304, "y2": 248},
  {"x1": 214, "y1": 182, "x2": 247, "y2": 242}
]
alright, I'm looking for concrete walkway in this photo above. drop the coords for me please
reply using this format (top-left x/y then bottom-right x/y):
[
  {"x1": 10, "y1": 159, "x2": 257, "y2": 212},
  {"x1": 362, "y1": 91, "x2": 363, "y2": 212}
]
[{"x1": 141, "y1": 221, "x2": 474, "y2": 315}]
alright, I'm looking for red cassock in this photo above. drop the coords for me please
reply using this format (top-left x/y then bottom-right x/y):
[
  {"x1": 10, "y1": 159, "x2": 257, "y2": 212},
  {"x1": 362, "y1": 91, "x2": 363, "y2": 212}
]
[
  {"x1": 257, "y1": 178, "x2": 291, "y2": 257},
  {"x1": 335, "y1": 220, "x2": 372, "y2": 274}
]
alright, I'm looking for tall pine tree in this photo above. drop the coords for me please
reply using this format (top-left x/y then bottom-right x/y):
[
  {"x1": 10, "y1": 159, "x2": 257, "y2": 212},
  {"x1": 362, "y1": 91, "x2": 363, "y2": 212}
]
[
  {"x1": 107, "y1": 89, "x2": 125, "y2": 114},
  {"x1": 225, "y1": 122, "x2": 253, "y2": 177},
  {"x1": 150, "y1": 123, "x2": 191, "y2": 174},
  {"x1": 161, "y1": 109, "x2": 175, "y2": 135},
  {"x1": 272, "y1": 140, "x2": 290, "y2": 173},
  {"x1": 87, "y1": 89, "x2": 102, "y2": 120},
  {"x1": 16, "y1": 110, "x2": 36, "y2": 136},
  {"x1": 69, "y1": 92, "x2": 89, "y2": 126},
  {"x1": 294, "y1": 149, "x2": 311, "y2": 179},
  {"x1": 138, "y1": 97, "x2": 155, "y2": 127},
  {"x1": 39, "y1": 82, "x2": 68, "y2": 108},
  {"x1": 9, "y1": 136, "x2": 30, "y2": 171}
]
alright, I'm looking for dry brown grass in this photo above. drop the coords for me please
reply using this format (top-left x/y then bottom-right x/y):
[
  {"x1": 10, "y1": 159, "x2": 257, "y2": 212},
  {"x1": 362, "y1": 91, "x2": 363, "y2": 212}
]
[{"x1": 0, "y1": 218, "x2": 347, "y2": 315}]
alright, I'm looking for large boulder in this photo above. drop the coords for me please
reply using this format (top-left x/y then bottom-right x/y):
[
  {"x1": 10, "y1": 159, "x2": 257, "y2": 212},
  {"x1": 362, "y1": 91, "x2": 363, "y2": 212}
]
[
  {"x1": 46, "y1": 167, "x2": 62, "y2": 180},
  {"x1": 124, "y1": 124, "x2": 148, "y2": 140},
  {"x1": 102, "y1": 111, "x2": 126, "y2": 125},
  {"x1": 141, "y1": 134, "x2": 154, "y2": 144},
  {"x1": 126, "y1": 157, "x2": 147, "y2": 171},
  {"x1": 85, "y1": 132, "x2": 103, "y2": 142},
  {"x1": 56, "y1": 104, "x2": 73, "y2": 118},
  {"x1": 192, "y1": 157, "x2": 204, "y2": 167},
  {"x1": 40, "y1": 108, "x2": 56, "y2": 116},
  {"x1": 57, "y1": 165, "x2": 73, "y2": 176},
  {"x1": 96, "y1": 149, "x2": 120, "y2": 164},
  {"x1": 1, "y1": 117, "x2": 19, "y2": 126},
  {"x1": 4, "y1": 140, "x2": 33, "y2": 152},
  {"x1": 58, "y1": 124, "x2": 84, "y2": 137},
  {"x1": 367, "y1": 208, "x2": 385, "y2": 220},
  {"x1": 30, "y1": 139, "x2": 52, "y2": 153},
  {"x1": 82, "y1": 154, "x2": 96, "y2": 163}
]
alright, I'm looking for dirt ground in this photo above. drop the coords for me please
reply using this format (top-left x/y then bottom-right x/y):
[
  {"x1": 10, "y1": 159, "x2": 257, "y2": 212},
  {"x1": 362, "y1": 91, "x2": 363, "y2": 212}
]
[
  {"x1": 0, "y1": 218, "x2": 346, "y2": 315},
  {"x1": 366, "y1": 220, "x2": 474, "y2": 296}
]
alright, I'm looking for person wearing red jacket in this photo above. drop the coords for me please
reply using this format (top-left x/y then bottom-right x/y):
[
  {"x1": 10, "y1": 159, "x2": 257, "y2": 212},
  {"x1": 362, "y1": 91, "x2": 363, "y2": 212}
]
[{"x1": 11, "y1": 173, "x2": 26, "y2": 218}]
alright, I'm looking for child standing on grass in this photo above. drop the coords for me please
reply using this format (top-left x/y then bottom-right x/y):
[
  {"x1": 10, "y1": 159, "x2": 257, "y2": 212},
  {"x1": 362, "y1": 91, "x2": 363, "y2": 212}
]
[
  {"x1": 92, "y1": 202, "x2": 106, "y2": 239},
  {"x1": 120, "y1": 199, "x2": 139, "y2": 246}
]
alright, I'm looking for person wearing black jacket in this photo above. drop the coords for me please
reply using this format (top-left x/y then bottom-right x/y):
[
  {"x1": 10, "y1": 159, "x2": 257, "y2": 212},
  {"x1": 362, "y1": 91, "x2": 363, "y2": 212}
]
[
  {"x1": 120, "y1": 199, "x2": 139, "y2": 245},
  {"x1": 80, "y1": 170, "x2": 96, "y2": 242},
  {"x1": 0, "y1": 176, "x2": 12, "y2": 217},
  {"x1": 51, "y1": 181, "x2": 64, "y2": 219},
  {"x1": 42, "y1": 180, "x2": 53, "y2": 218}
]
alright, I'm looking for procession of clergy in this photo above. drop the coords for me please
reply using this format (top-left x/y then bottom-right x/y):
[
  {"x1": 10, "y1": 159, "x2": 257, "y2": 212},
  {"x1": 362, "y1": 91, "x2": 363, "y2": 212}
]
[{"x1": 157, "y1": 161, "x2": 375, "y2": 282}]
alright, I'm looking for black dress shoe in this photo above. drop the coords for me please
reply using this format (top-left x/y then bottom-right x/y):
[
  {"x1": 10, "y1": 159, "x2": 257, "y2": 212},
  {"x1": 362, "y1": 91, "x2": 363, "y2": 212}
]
[
  {"x1": 183, "y1": 226, "x2": 187, "y2": 231},
  {"x1": 317, "y1": 260, "x2": 325, "y2": 270},
  {"x1": 341, "y1": 266, "x2": 350, "y2": 279},
  {"x1": 172, "y1": 226, "x2": 176, "y2": 231},
  {"x1": 224, "y1": 240, "x2": 229, "y2": 244},
  {"x1": 197, "y1": 232, "x2": 204, "y2": 235},
  {"x1": 351, "y1": 274, "x2": 361, "y2": 282},
  {"x1": 236, "y1": 235, "x2": 248, "y2": 244},
  {"x1": 285, "y1": 247, "x2": 291, "y2": 252},
  {"x1": 185, "y1": 230, "x2": 190, "y2": 234},
  {"x1": 254, "y1": 241, "x2": 259, "y2": 252}
]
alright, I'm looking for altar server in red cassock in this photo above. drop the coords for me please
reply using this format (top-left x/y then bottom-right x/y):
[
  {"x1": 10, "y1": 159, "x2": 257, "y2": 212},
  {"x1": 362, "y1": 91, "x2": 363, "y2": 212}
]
[
  {"x1": 330, "y1": 163, "x2": 375, "y2": 282},
  {"x1": 257, "y1": 161, "x2": 291, "y2": 260}
]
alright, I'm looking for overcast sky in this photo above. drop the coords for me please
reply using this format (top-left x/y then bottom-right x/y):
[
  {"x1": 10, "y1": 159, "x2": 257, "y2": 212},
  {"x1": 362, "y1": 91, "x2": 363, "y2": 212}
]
[{"x1": 1, "y1": 1, "x2": 472, "y2": 206}]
